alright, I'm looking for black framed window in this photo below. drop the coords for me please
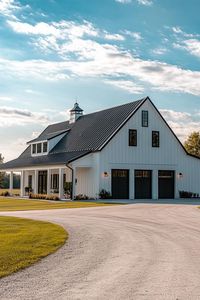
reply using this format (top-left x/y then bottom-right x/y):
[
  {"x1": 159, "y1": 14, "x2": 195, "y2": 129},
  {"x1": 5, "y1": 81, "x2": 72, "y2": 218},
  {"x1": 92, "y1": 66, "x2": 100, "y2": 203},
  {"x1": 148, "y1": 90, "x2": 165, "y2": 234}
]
[
  {"x1": 43, "y1": 142, "x2": 48, "y2": 153},
  {"x1": 152, "y1": 131, "x2": 160, "y2": 147},
  {"x1": 129, "y1": 129, "x2": 137, "y2": 146},
  {"x1": 32, "y1": 144, "x2": 36, "y2": 154},
  {"x1": 37, "y1": 143, "x2": 42, "y2": 153},
  {"x1": 142, "y1": 110, "x2": 148, "y2": 127}
]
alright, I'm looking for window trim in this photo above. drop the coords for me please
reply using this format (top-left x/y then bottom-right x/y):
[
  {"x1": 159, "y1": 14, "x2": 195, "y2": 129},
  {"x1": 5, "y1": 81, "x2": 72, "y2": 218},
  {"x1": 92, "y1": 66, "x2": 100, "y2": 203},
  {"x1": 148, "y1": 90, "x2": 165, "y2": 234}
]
[
  {"x1": 142, "y1": 110, "x2": 148, "y2": 127},
  {"x1": 129, "y1": 129, "x2": 137, "y2": 146},
  {"x1": 152, "y1": 130, "x2": 160, "y2": 147}
]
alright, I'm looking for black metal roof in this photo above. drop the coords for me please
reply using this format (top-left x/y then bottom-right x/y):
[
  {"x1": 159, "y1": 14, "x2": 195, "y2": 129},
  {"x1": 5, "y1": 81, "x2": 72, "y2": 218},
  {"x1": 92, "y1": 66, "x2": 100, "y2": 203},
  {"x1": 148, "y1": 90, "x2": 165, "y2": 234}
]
[
  {"x1": 27, "y1": 128, "x2": 70, "y2": 144},
  {"x1": 0, "y1": 97, "x2": 146, "y2": 170},
  {"x1": 0, "y1": 151, "x2": 91, "y2": 170}
]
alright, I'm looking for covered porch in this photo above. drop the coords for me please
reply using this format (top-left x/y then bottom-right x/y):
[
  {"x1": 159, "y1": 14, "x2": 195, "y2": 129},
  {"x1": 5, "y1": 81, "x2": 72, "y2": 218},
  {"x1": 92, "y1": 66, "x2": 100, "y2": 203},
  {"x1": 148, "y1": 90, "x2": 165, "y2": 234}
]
[{"x1": 4, "y1": 165, "x2": 96, "y2": 200}]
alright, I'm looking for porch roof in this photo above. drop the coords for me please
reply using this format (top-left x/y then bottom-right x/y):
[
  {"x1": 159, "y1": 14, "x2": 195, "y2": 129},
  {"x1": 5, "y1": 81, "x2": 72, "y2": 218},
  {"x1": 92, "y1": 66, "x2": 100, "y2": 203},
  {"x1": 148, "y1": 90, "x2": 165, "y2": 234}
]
[{"x1": 0, "y1": 150, "x2": 90, "y2": 170}]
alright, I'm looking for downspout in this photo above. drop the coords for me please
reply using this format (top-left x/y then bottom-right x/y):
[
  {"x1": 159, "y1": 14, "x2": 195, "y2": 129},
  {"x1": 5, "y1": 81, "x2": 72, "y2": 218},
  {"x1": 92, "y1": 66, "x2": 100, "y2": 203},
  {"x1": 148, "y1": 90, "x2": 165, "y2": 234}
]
[{"x1": 66, "y1": 164, "x2": 74, "y2": 200}]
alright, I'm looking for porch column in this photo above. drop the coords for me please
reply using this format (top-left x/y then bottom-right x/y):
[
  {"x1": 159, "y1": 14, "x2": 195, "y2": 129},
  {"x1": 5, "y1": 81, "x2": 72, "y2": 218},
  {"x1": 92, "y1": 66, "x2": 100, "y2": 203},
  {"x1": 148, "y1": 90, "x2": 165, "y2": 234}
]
[
  {"x1": 9, "y1": 171, "x2": 13, "y2": 195},
  {"x1": 47, "y1": 169, "x2": 51, "y2": 195},
  {"x1": 20, "y1": 170, "x2": 24, "y2": 197},
  {"x1": 72, "y1": 167, "x2": 76, "y2": 200},
  {"x1": 59, "y1": 168, "x2": 64, "y2": 199},
  {"x1": 34, "y1": 170, "x2": 38, "y2": 194}
]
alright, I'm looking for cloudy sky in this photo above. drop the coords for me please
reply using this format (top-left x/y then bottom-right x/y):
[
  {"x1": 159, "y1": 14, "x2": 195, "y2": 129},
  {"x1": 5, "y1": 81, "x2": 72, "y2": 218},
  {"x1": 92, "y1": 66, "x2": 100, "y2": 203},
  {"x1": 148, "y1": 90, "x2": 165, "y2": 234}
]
[{"x1": 0, "y1": 0, "x2": 199, "y2": 161}]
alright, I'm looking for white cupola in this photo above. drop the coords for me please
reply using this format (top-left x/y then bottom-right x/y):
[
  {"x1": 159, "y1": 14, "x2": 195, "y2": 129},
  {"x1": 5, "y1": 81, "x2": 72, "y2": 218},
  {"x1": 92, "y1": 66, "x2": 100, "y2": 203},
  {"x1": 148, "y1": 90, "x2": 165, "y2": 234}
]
[{"x1": 69, "y1": 102, "x2": 83, "y2": 124}]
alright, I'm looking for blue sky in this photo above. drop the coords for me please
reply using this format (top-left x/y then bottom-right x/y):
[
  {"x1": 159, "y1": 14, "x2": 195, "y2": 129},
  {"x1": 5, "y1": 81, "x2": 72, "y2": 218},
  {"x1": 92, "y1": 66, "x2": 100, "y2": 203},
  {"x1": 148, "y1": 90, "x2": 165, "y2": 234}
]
[{"x1": 0, "y1": 0, "x2": 199, "y2": 161}]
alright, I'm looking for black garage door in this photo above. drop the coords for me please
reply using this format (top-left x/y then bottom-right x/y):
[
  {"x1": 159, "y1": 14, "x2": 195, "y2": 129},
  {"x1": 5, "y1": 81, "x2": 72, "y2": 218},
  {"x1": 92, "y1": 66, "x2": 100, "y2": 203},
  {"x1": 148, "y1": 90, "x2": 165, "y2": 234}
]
[
  {"x1": 158, "y1": 170, "x2": 175, "y2": 199},
  {"x1": 112, "y1": 169, "x2": 129, "y2": 199},
  {"x1": 135, "y1": 170, "x2": 152, "y2": 199}
]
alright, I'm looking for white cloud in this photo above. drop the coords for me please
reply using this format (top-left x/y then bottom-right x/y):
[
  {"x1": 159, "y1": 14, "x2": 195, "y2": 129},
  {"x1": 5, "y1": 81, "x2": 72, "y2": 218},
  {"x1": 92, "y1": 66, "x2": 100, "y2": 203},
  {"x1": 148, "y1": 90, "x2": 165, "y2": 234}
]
[
  {"x1": 0, "y1": 137, "x2": 27, "y2": 161},
  {"x1": 25, "y1": 89, "x2": 39, "y2": 94},
  {"x1": 172, "y1": 26, "x2": 183, "y2": 34},
  {"x1": 137, "y1": 0, "x2": 153, "y2": 5},
  {"x1": 0, "y1": 96, "x2": 12, "y2": 102},
  {"x1": 123, "y1": 30, "x2": 142, "y2": 41},
  {"x1": 152, "y1": 47, "x2": 167, "y2": 55},
  {"x1": 3, "y1": 19, "x2": 200, "y2": 96},
  {"x1": 104, "y1": 79, "x2": 144, "y2": 94},
  {"x1": 7, "y1": 19, "x2": 99, "y2": 39},
  {"x1": 172, "y1": 27, "x2": 200, "y2": 58},
  {"x1": 104, "y1": 33, "x2": 125, "y2": 41},
  {"x1": 160, "y1": 109, "x2": 200, "y2": 142},
  {"x1": 115, "y1": 0, "x2": 153, "y2": 4},
  {"x1": 0, "y1": 0, "x2": 19, "y2": 16},
  {"x1": 0, "y1": 106, "x2": 49, "y2": 127},
  {"x1": 0, "y1": 0, "x2": 29, "y2": 19},
  {"x1": 115, "y1": 0, "x2": 132, "y2": 3},
  {"x1": 172, "y1": 26, "x2": 199, "y2": 38},
  {"x1": 175, "y1": 39, "x2": 200, "y2": 58}
]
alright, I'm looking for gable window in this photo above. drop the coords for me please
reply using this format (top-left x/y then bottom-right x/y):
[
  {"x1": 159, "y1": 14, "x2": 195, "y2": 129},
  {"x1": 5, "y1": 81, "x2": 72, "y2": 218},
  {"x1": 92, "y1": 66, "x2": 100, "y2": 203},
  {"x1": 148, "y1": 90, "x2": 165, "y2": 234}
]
[
  {"x1": 129, "y1": 129, "x2": 137, "y2": 146},
  {"x1": 43, "y1": 142, "x2": 48, "y2": 153},
  {"x1": 142, "y1": 110, "x2": 148, "y2": 127},
  {"x1": 152, "y1": 131, "x2": 160, "y2": 147}
]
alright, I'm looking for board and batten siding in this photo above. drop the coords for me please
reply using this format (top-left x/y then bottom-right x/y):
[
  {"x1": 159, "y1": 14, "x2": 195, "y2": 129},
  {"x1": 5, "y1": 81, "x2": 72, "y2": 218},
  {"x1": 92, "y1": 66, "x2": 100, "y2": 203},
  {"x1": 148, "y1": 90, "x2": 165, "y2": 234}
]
[{"x1": 99, "y1": 99, "x2": 200, "y2": 199}]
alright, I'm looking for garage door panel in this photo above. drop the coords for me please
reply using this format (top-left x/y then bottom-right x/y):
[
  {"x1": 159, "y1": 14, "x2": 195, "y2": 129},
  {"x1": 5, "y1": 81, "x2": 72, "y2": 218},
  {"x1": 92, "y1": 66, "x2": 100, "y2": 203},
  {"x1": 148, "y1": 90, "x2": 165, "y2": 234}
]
[
  {"x1": 112, "y1": 169, "x2": 129, "y2": 199},
  {"x1": 135, "y1": 170, "x2": 152, "y2": 199},
  {"x1": 158, "y1": 170, "x2": 175, "y2": 199}
]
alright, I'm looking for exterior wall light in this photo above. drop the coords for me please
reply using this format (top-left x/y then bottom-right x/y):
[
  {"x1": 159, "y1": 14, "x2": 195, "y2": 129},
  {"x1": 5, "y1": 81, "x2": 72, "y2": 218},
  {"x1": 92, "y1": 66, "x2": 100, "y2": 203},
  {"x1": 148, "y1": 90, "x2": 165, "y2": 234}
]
[
  {"x1": 104, "y1": 172, "x2": 109, "y2": 177},
  {"x1": 178, "y1": 172, "x2": 183, "y2": 179}
]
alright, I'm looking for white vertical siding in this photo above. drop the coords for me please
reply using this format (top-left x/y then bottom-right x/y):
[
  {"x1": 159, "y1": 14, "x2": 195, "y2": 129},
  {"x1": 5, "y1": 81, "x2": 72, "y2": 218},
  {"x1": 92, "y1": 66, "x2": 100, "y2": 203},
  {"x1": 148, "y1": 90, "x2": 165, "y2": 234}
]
[
  {"x1": 99, "y1": 99, "x2": 200, "y2": 198},
  {"x1": 72, "y1": 153, "x2": 100, "y2": 198}
]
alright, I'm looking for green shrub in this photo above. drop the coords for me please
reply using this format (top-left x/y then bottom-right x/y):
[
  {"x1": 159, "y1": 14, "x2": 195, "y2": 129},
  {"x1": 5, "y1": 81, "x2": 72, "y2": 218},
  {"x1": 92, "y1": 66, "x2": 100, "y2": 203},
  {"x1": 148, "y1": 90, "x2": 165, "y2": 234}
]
[
  {"x1": 179, "y1": 190, "x2": 199, "y2": 198},
  {"x1": 0, "y1": 191, "x2": 10, "y2": 197},
  {"x1": 74, "y1": 194, "x2": 89, "y2": 200},
  {"x1": 99, "y1": 189, "x2": 112, "y2": 199}
]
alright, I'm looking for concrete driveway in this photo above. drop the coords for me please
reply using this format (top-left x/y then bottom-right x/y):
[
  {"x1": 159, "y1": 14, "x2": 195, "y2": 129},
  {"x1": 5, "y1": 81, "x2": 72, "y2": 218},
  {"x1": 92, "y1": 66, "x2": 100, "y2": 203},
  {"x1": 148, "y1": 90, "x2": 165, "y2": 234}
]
[{"x1": 1, "y1": 203, "x2": 200, "y2": 300}]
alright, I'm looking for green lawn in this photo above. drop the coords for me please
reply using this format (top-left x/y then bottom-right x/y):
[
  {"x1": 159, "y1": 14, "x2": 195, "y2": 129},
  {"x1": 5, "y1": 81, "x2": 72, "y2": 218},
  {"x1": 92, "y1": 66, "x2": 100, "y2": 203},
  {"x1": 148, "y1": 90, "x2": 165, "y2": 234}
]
[
  {"x1": 0, "y1": 216, "x2": 67, "y2": 278},
  {"x1": 0, "y1": 198, "x2": 113, "y2": 211}
]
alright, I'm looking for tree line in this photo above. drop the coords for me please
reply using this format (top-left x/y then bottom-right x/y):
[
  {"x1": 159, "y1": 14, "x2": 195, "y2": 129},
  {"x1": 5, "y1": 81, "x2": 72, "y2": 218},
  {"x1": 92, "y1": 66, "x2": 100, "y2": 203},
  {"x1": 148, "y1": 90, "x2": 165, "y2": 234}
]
[{"x1": 0, "y1": 154, "x2": 20, "y2": 188}]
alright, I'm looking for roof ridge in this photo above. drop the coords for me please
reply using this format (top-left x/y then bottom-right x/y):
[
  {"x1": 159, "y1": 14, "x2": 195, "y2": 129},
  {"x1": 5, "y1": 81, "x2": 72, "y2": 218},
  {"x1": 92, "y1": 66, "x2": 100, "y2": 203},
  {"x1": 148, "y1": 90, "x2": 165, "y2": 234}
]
[{"x1": 80, "y1": 97, "x2": 147, "y2": 119}]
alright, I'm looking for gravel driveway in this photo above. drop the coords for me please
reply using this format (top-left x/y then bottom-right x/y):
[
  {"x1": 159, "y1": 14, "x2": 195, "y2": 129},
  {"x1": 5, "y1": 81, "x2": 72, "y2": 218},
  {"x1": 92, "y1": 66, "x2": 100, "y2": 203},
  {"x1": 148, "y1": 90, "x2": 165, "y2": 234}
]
[{"x1": 1, "y1": 203, "x2": 200, "y2": 300}]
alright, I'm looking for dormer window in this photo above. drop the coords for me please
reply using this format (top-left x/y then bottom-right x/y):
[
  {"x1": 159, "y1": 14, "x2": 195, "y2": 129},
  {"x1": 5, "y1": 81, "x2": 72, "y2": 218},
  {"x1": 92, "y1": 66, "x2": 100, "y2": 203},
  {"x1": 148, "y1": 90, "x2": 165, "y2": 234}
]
[
  {"x1": 31, "y1": 141, "x2": 48, "y2": 155},
  {"x1": 37, "y1": 143, "x2": 42, "y2": 154},
  {"x1": 32, "y1": 144, "x2": 36, "y2": 154},
  {"x1": 43, "y1": 142, "x2": 48, "y2": 153}
]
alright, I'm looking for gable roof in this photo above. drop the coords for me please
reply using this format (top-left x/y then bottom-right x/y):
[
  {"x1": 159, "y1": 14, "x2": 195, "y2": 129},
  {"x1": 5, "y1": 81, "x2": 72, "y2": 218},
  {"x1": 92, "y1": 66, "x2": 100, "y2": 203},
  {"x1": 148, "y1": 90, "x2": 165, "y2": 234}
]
[{"x1": 0, "y1": 97, "x2": 146, "y2": 170}]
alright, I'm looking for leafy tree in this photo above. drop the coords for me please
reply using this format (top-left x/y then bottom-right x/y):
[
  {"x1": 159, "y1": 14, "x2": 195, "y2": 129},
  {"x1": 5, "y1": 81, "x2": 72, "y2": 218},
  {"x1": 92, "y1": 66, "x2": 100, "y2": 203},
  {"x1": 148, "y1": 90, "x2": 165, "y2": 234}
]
[{"x1": 184, "y1": 131, "x2": 200, "y2": 158}]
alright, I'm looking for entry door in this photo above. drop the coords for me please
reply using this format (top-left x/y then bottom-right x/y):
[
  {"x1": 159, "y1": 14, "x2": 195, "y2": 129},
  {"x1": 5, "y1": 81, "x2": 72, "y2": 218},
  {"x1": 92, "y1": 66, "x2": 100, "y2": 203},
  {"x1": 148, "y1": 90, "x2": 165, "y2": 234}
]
[
  {"x1": 38, "y1": 171, "x2": 47, "y2": 194},
  {"x1": 112, "y1": 169, "x2": 129, "y2": 199},
  {"x1": 158, "y1": 170, "x2": 174, "y2": 199},
  {"x1": 135, "y1": 170, "x2": 152, "y2": 199}
]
